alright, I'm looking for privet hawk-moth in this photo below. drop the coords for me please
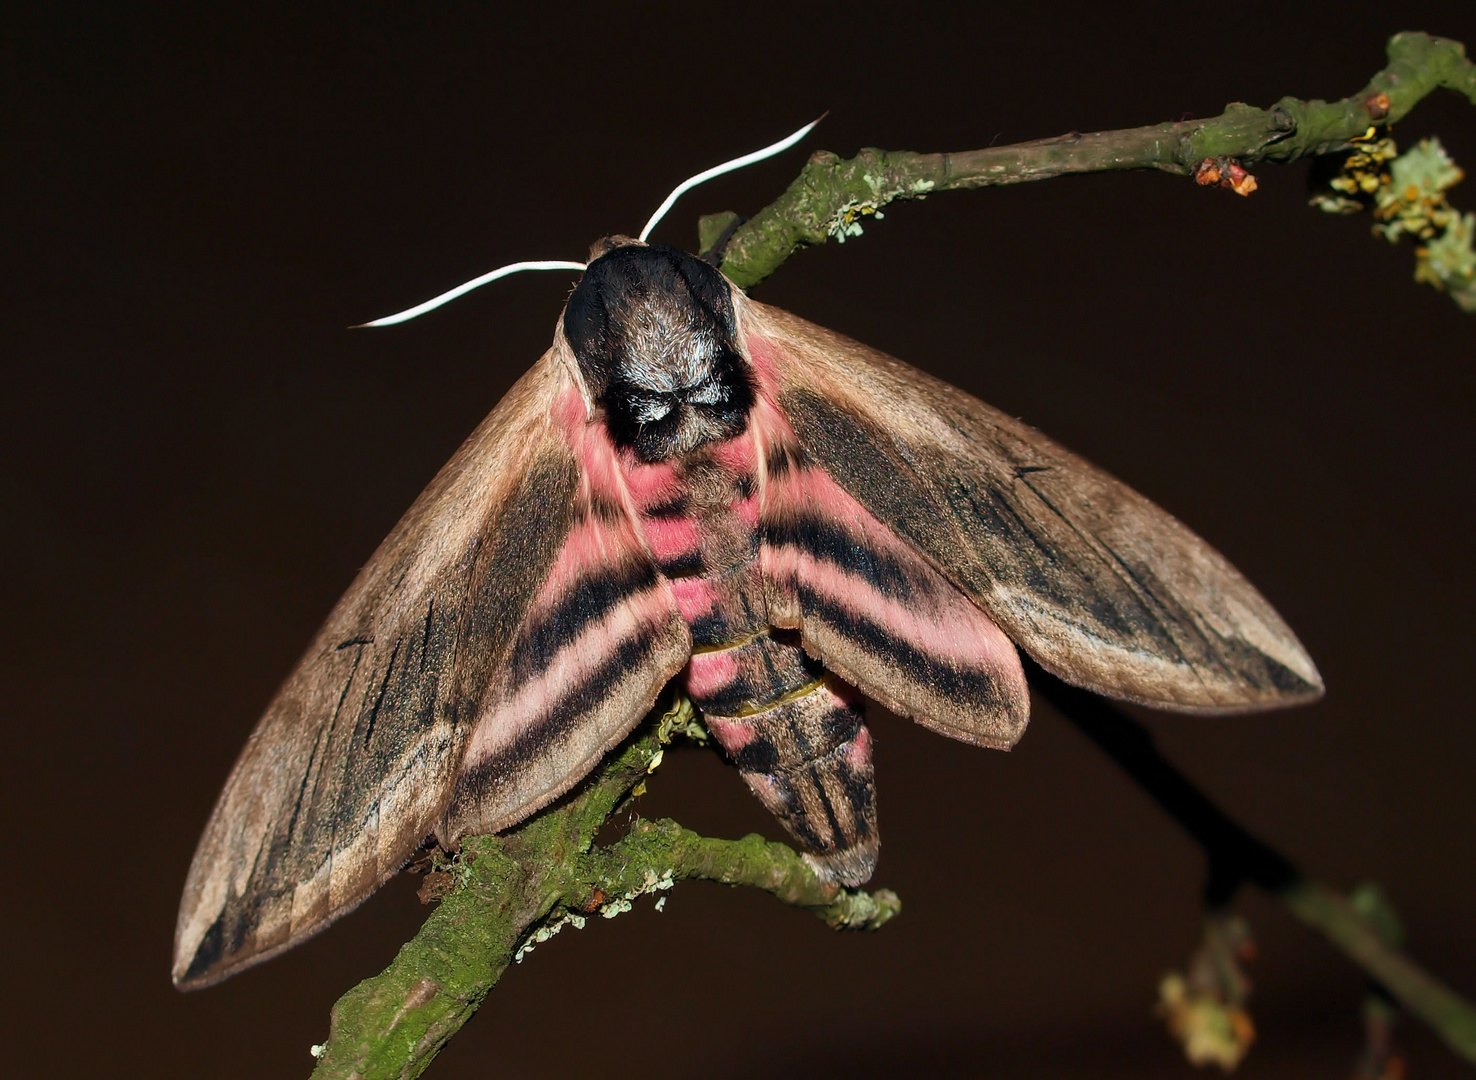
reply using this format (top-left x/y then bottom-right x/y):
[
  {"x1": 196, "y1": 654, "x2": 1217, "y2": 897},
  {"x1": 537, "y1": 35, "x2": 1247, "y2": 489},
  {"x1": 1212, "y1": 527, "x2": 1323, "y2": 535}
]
[{"x1": 174, "y1": 144, "x2": 1321, "y2": 990}]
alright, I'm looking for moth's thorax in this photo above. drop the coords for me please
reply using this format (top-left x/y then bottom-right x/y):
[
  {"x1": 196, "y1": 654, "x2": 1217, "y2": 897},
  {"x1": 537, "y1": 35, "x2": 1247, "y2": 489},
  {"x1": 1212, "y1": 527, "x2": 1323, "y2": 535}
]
[{"x1": 564, "y1": 241, "x2": 753, "y2": 462}]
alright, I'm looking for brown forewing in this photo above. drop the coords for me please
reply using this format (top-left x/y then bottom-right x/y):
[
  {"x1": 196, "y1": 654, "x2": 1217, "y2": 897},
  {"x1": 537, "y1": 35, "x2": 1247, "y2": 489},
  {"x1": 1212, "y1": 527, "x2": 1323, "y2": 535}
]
[
  {"x1": 737, "y1": 297, "x2": 1322, "y2": 715},
  {"x1": 174, "y1": 345, "x2": 584, "y2": 989}
]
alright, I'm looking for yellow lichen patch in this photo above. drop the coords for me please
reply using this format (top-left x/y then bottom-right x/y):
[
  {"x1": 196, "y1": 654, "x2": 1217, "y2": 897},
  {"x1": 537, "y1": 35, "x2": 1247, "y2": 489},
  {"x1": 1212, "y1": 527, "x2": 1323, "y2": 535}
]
[
  {"x1": 1158, "y1": 915, "x2": 1258, "y2": 1071},
  {"x1": 1158, "y1": 974, "x2": 1257, "y2": 1071},
  {"x1": 1309, "y1": 130, "x2": 1398, "y2": 214}
]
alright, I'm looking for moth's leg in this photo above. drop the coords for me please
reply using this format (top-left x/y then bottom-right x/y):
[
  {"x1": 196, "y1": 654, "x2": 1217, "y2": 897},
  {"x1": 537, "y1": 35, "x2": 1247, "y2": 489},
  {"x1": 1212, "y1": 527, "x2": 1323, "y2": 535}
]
[{"x1": 705, "y1": 676, "x2": 879, "y2": 886}]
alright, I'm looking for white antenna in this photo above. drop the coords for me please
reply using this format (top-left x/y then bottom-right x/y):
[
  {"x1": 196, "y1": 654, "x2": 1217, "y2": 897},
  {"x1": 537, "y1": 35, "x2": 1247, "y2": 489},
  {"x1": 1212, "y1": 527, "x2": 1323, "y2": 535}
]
[
  {"x1": 355, "y1": 260, "x2": 588, "y2": 327},
  {"x1": 356, "y1": 119, "x2": 821, "y2": 327},
  {"x1": 637, "y1": 118, "x2": 820, "y2": 242}
]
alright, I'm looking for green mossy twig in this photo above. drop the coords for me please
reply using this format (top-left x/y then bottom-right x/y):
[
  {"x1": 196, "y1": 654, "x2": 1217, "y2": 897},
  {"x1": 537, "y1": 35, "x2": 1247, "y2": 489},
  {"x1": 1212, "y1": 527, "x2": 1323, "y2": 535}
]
[
  {"x1": 307, "y1": 720, "x2": 898, "y2": 1080},
  {"x1": 714, "y1": 31, "x2": 1476, "y2": 288}
]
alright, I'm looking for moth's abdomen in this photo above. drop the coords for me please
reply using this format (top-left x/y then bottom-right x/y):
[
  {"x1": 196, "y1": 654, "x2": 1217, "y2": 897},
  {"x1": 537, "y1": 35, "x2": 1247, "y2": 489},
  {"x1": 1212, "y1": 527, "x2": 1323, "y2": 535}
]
[
  {"x1": 685, "y1": 628, "x2": 821, "y2": 714},
  {"x1": 700, "y1": 669, "x2": 878, "y2": 885},
  {"x1": 624, "y1": 429, "x2": 879, "y2": 884}
]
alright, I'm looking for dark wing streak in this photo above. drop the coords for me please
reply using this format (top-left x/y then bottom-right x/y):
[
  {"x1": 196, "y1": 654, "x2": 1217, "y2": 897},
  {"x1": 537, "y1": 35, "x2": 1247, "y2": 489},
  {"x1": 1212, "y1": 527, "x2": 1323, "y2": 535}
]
[
  {"x1": 332, "y1": 634, "x2": 411, "y2": 906},
  {"x1": 984, "y1": 450, "x2": 1284, "y2": 704},
  {"x1": 361, "y1": 638, "x2": 403, "y2": 746},
  {"x1": 285, "y1": 642, "x2": 366, "y2": 858},
  {"x1": 1090, "y1": 535, "x2": 1223, "y2": 692},
  {"x1": 1010, "y1": 470, "x2": 1205, "y2": 680},
  {"x1": 1014, "y1": 469, "x2": 1246, "y2": 699},
  {"x1": 419, "y1": 598, "x2": 434, "y2": 674},
  {"x1": 953, "y1": 469, "x2": 1061, "y2": 569}
]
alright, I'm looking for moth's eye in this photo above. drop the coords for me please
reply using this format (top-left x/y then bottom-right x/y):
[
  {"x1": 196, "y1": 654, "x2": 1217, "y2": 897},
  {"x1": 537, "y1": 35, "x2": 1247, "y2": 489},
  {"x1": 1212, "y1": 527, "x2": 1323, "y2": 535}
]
[{"x1": 630, "y1": 394, "x2": 673, "y2": 423}]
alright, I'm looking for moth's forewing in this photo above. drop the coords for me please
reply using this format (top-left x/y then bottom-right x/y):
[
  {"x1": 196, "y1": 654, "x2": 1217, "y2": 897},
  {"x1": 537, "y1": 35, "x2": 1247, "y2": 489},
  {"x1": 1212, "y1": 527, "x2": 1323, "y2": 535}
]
[
  {"x1": 174, "y1": 344, "x2": 684, "y2": 989},
  {"x1": 736, "y1": 297, "x2": 1322, "y2": 715}
]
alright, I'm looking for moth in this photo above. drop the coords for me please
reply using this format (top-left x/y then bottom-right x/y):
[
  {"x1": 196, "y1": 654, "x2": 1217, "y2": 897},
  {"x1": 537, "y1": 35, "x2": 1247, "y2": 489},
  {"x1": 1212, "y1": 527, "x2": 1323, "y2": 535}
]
[{"x1": 174, "y1": 128, "x2": 1322, "y2": 989}]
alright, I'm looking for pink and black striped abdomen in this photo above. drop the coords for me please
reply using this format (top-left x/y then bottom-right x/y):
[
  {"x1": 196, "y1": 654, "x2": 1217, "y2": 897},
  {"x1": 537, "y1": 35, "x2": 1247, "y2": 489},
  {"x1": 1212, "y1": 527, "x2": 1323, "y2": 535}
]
[
  {"x1": 625, "y1": 431, "x2": 880, "y2": 884},
  {"x1": 694, "y1": 636, "x2": 878, "y2": 886}
]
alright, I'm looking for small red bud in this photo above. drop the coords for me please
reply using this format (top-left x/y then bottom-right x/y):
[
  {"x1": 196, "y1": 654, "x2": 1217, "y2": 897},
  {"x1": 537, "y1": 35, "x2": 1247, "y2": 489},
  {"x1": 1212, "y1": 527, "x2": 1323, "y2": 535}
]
[
  {"x1": 1195, "y1": 159, "x2": 1224, "y2": 186},
  {"x1": 1224, "y1": 161, "x2": 1258, "y2": 196},
  {"x1": 1195, "y1": 158, "x2": 1257, "y2": 196}
]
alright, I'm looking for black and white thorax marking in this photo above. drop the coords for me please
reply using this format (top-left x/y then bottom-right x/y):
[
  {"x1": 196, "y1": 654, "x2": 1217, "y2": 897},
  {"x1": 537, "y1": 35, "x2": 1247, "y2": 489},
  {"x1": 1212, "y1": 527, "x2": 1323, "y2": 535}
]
[{"x1": 564, "y1": 241, "x2": 755, "y2": 462}]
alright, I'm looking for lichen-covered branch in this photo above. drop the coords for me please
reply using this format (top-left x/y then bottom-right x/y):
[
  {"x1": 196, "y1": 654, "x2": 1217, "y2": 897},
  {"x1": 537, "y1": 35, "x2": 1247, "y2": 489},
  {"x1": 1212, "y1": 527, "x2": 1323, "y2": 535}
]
[
  {"x1": 581, "y1": 820, "x2": 901, "y2": 932},
  {"x1": 306, "y1": 710, "x2": 898, "y2": 1080},
  {"x1": 304, "y1": 727, "x2": 657, "y2": 1080},
  {"x1": 1032, "y1": 670, "x2": 1476, "y2": 1065},
  {"x1": 713, "y1": 31, "x2": 1476, "y2": 288}
]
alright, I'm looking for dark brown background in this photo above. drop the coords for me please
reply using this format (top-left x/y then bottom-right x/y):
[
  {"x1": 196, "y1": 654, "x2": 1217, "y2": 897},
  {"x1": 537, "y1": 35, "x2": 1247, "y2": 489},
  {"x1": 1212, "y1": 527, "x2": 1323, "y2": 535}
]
[{"x1": 5, "y1": 3, "x2": 1474, "y2": 1077}]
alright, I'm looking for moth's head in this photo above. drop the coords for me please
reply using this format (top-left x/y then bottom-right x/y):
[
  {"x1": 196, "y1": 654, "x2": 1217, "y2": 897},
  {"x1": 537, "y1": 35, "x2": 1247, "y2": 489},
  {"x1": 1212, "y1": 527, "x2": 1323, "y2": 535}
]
[{"x1": 564, "y1": 239, "x2": 753, "y2": 462}]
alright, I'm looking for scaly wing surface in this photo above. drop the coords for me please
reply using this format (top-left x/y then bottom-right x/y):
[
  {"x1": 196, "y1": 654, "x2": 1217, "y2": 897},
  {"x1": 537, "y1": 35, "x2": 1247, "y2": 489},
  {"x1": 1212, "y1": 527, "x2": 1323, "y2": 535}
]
[{"x1": 739, "y1": 298, "x2": 1321, "y2": 715}]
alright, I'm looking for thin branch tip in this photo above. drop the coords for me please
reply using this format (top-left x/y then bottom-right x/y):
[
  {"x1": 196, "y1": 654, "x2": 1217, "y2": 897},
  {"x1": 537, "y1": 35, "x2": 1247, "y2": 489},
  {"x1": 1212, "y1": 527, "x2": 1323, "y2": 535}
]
[{"x1": 717, "y1": 31, "x2": 1475, "y2": 294}]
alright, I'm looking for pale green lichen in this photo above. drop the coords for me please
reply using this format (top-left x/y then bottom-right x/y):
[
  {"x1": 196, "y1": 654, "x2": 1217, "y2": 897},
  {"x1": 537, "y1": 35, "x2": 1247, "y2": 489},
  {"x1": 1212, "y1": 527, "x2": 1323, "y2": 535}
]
[
  {"x1": 1376, "y1": 137, "x2": 1465, "y2": 241},
  {"x1": 1310, "y1": 134, "x2": 1473, "y2": 308},
  {"x1": 1157, "y1": 916, "x2": 1257, "y2": 1072},
  {"x1": 513, "y1": 911, "x2": 588, "y2": 963},
  {"x1": 827, "y1": 201, "x2": 885, "y2": 242},
  {"x1": 646, "y1": 869, "x2": 676, "y2": 891},
  {"x1": 1158, "y1": 973, "x2": 1256, "y2": 1071},
  {"x1": 1416, "y1": 211, "x2": 1476, "y2": 309},
  {"x1": 655, "y1": 693, "x2": 706, "y2": 745},
  {"x1": 596, "y1": 868, "x2": 676, "y2": 921}
]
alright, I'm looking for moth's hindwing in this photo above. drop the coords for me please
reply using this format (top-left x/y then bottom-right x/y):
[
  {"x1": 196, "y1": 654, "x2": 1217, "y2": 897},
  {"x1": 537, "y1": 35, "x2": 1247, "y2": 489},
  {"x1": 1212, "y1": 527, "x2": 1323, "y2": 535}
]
[
  {"x1": 738, "y1": 298, "x2": 1322, "y2": 715},
  {"x1": 173, "y1": 345, "x2": 686, "y2": 989},
  {"x1": 748, "y1": 389, "x2": 1031, "y2": 749},
  {"x1": 443, "y1": 388, "x2": 692, "y2": 839}
]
